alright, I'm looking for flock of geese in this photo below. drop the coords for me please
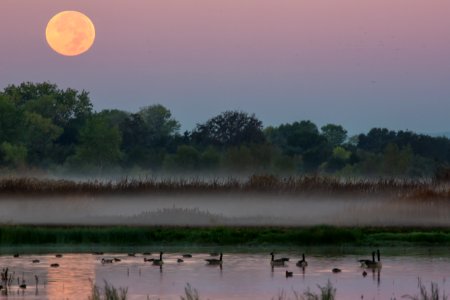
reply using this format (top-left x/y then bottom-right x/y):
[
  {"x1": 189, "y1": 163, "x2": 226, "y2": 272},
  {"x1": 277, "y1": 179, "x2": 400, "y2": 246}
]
[
  {"x1": 1, "y1": 249, "x2": 382, "y2": 291},
  {"x1": 98, "y1": 249, "x2": 382, "y2": 278}
]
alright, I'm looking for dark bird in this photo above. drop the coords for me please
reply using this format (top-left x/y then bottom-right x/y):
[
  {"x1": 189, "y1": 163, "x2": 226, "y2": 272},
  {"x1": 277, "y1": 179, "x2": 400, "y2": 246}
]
[
  {"x1": 50, "y1": 263, "x2": 59, "y2": 268},
  {"x1": 177, "y1": 258, "x2": 184, "y2": 263},
  {"x1": 101, "y1": 258, "x2": 113, "y2": 264},
  {"x1": 270, "y1": 252, "x2": 285, "y2": 266},
  {"x1": 13, "y1": 254, "x2": 19, "y2": 258},
  {"x1": 296, "y1": 253, "x2": 308, "y2": 267},
  {"x1": 55, "y1": 254, "x2": 63, "y2": 258},
  {"x1": 182, "y1": 254, "x2": 192, "y2": 258},
  {"x1": 205, "y1": 252, "x2": 223, "y2": 265},
  {"x1": 362, "y1": 270, "x2": 367, "y2": 277},
  {"x1": 32, "y1": 259, "x2": 40, "y2": 264},
  {"x1": 152, "y1": 252, "x2": 164, "y2": 266},
  {"x1": 332, "y1": 268, "x2": 341, "y2": 273},
  {"x1": 113, "y1": 258, "x2": 121, "y2": 262},
  {"x1": 128, "y1": 253, "x2": 136, "y2": 257},
  {"x1": 285, "y1": 271, "x2": 293, "y2": 278},
  {"x1": 92, "y1": 252, "x2": 104, "y2": 255}
]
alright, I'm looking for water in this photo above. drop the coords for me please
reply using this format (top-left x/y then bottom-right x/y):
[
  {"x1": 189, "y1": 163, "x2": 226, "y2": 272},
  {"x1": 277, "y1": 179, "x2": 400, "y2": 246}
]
[{"x1": 1, "y1": 250, "x2": 449, "y2": 299}]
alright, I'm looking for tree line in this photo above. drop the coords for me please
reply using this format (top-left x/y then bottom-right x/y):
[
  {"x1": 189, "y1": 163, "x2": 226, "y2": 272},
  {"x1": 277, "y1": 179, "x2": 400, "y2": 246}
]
[{"x1": 0, "y1": 82, "x2": 448, "y2": 177}]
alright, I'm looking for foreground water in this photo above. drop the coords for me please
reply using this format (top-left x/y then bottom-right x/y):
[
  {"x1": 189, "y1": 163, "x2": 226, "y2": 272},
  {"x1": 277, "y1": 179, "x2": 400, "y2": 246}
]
[{"x1": 0, "y1": 249, "x2": 449, "y2": 299}]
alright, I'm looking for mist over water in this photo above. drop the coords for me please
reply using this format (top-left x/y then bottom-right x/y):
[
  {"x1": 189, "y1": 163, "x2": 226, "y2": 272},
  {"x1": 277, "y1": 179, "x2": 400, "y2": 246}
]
[{"x1": 1, "y1": 194, "x2": 449, "y2": 226}]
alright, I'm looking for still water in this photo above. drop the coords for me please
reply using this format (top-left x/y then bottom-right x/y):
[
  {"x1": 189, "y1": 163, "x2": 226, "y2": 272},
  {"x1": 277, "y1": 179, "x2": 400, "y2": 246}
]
[{"x1": 1, "y1": 249, "x2": 449, "y2": 299}]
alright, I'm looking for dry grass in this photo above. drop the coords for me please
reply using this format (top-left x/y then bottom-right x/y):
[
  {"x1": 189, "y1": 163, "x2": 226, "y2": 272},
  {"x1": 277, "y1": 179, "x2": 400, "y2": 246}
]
[{"x1": 0, "y1": 175, "x2": 447, "y2": 199}]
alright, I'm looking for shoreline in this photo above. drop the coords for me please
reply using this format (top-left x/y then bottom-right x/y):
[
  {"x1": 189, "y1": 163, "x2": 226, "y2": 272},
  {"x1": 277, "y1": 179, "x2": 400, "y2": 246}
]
[{"x1": 1, "y1": 225, "x2": 450, "y2": 248}]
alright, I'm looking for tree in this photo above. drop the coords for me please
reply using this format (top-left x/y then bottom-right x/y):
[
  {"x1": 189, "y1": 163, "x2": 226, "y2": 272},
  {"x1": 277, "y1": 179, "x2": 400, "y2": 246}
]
[
  {"x1": 321, "y1": 124, "x2": 347, "y2": 147},
  {"x1": 121, "y1": 105, "x2": 180, "y2": 169},
  {"x1": 192, "y1": 111, "x2": 265, "y2": 148},
  {"x1": 1, "y1": 142, "x2": 27, "y2": 168},
  {"x1": 266, "y1": 120, "x2": 332, "y2": 171},
  {"x1": 69, "y1": 115, "x2": 122, "y2": 171}
]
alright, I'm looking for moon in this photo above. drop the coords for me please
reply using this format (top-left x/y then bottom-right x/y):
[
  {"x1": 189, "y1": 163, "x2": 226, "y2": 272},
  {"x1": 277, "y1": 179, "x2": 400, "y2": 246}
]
[{"x1": 46, "y1": 11, "x2": 96, "y2": 56}]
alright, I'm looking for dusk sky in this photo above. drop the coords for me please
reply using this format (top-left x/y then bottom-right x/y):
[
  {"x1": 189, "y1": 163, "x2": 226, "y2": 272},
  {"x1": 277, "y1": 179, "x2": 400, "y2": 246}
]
[{"x1": 1, "y1": 0, "x2": 450, "y2": 134}]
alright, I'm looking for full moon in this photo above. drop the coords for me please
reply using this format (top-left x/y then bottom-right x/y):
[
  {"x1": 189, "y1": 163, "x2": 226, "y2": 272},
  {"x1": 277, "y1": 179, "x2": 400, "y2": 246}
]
[{"x1": 46, "y1": 11, "x2": 95, "y2": 56}]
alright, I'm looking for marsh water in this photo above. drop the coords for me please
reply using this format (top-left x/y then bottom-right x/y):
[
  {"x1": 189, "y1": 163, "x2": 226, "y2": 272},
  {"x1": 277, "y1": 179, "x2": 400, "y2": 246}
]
[{"x1": 0, "y1": 248, "x2": 449, "y2": 299}]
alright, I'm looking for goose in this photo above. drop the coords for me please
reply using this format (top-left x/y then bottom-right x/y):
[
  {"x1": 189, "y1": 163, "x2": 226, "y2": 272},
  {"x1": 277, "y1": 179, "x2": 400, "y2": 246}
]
[
  {"x1": 296, "y1": 253, "x2": 308, "y2": 267},
  {"x1": 32, "y1": 259, "x2": 40, "y2": 264},
  {"x1": 182, "y1": 254, "x2": 192, "y2": 258},
  {"x1": 364, "y1": 250, "x2": 382, "y2": 269},
  {"x1": 359, "y1": 251, "x2": 375, "y2": 268},
  {"x1": 270, "y1": 252, "x2": 285, "y2": 266},
  {"x1": 332, "y1": 268, "x2": 341, "y2": 273},
  {"x1": 50, "y1": 263, "x2": 59, "y2": 268},
  {"x1": 205, "y1": 252, "x2": 223, "y2": 265},
  {"x1": 285, "y1": 271, "x2": 293, "y2": 278},
  {"x1": 152, "y1": 252, "x2": 164, "y2": 266},
  {"x1": 19, "y1": 280, "x2": 26, "y2": 289},
  {"x1": 101, "y1": 258, "x2": 113, "y2": 264}
]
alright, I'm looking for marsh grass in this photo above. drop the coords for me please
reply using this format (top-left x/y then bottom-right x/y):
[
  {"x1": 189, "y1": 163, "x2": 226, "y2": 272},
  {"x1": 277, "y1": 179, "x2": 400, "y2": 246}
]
[
  {"x1": 402, "y1": 278, "x2": 448, "y2": 300},
  {"x1": 89, "y1": 280, "x2": 128, "y2": 300},
  {"x1": 0, "y1": 175, "x2": 446, "y2": 199},
  {"x1": 180, "y1": 283, "x2": 200, "y2": 300},
  {"x1": 1, "y1": 226, "x2": 450, "y2": 246}
]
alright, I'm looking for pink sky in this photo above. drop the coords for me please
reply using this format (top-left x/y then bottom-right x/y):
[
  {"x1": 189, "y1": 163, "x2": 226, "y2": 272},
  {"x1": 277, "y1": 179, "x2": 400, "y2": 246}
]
[{"x1": 1, "y1": 0, "x2": 450, "y2": 133}]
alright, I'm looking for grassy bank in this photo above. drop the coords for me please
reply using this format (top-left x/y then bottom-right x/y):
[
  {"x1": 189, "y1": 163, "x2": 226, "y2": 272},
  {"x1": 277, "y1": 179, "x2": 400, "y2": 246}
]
[{"x1": 1, "y1": 226, "x2": 450, "y2": 247}]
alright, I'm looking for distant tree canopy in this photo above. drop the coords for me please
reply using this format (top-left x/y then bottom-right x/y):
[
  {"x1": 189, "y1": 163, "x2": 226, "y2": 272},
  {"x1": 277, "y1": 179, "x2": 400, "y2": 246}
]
[
  {"x1": 192, "y1": 111, "x2": 265, "y2": 147},
  {"x1": 0, "y1": 82, "x2": 449, "y2": 177}
]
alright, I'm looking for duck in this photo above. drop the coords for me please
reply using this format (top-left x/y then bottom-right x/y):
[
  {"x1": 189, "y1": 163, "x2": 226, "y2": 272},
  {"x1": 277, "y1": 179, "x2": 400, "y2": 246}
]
[
  {"x1": 177, "y1": 258, "x2": 184, "y2": 263},
  {"x1": 296, "y1": 253, "x2": 308, "y2": 267},
  {"x1": 205, "y1": 252, "x2": 223, "y2": 265},
  {"x1": 182, "y1": 254, "x2": 192, "y2": 258},
  {"x1": 13, "y1": 254, "x2": 19, "y2": 258},
  {"x1": 270, "y1": 252, "x2": 285, "y2": 266},
  {"x1": 50, "y1": 263, "x2": 59, "y2": 268},
  {"x1": 32, "y1": 259, "x2": 40, "y2": 264},
  {"x1": 362, "y1": 270, "x2": 367, "y2": 277},
  {"x1": 113, "y1": 257, "x2": 121, "y2": 262},
  {"x1": 152, "y1": 252, "x2": 164, "y2": 266},
  {"x1": 285, "y1": 271, "x2": 293, "y2": 278},
  {"x1": 55, "y1": 254, "x2": 63, "y2": 258}
]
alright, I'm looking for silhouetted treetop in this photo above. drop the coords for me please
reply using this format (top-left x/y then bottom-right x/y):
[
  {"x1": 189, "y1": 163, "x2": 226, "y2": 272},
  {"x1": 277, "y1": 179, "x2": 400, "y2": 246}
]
[{"x1": 192, "y1": 110, "x2": 265, "y2": 147}]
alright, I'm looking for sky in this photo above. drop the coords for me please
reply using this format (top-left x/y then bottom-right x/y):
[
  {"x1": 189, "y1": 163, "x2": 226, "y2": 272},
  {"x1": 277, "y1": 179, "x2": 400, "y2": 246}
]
[{"x1": 1, "y1": 0, "x2": 450, "y2": 134}]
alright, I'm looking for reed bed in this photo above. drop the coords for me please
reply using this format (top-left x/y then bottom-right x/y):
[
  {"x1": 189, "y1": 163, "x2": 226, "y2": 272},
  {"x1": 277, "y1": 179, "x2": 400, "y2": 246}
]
[{"x1": 0, "y1": 175, "x2": 447, "y2": 199}]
